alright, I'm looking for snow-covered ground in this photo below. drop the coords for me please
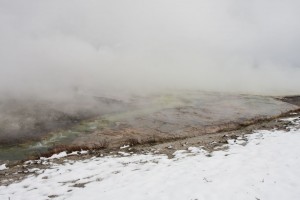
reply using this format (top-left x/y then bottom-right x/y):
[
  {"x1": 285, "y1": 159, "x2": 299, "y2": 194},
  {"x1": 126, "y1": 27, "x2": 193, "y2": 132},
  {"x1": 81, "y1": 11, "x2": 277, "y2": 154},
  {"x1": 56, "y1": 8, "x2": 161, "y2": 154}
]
[{"x1": 1, "y1": 117, "x2": 300, "y2": 200}]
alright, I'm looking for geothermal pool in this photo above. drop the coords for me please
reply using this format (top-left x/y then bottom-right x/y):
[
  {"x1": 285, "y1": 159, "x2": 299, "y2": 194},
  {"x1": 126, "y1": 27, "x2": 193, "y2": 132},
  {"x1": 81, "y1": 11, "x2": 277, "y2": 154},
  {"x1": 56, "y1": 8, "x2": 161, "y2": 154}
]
[{"x1": 0, "y1": 91, "x2": 298, "y2": 160}]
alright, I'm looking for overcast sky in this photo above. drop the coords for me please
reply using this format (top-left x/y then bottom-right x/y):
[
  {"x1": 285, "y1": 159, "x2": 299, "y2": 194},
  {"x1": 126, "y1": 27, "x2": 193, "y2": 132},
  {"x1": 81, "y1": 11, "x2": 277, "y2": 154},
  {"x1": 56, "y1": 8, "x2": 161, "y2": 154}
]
[{"x1": 1, "y1": 0, "x2": 300, "y2": 98}]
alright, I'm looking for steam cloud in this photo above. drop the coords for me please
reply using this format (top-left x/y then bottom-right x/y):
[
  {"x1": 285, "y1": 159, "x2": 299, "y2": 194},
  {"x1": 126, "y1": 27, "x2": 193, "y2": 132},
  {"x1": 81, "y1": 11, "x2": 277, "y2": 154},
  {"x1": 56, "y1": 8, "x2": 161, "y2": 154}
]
[{"x1": 1, "y1": 0, "x2": 300, "y2": 98}]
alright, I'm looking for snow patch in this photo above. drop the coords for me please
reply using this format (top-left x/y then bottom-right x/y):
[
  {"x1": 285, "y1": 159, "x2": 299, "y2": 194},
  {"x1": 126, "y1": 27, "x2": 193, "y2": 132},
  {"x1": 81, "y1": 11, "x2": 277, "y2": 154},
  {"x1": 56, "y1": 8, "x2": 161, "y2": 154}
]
[
  {"x1": 0, "y1": 164, "x2": 7, "y2": 171},
  {"x1": 120, "y1": 145, "x2": 130, "y2": 149}
]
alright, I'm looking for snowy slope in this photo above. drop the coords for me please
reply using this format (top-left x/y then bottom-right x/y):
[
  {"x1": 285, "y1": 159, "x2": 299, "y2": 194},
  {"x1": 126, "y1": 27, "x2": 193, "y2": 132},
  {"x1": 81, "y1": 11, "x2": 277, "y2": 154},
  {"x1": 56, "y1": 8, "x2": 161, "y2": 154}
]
[{"x1": 1, "y1": 117, "x2": 300, "y2": 200}]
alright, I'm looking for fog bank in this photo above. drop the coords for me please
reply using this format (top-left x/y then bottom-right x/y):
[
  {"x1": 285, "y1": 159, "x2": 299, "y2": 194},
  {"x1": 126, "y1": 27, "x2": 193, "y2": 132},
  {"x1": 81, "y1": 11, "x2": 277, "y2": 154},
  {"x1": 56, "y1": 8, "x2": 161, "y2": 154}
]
[{"x1": 1, "y1": 0, "x2": 300, "y2": 99}]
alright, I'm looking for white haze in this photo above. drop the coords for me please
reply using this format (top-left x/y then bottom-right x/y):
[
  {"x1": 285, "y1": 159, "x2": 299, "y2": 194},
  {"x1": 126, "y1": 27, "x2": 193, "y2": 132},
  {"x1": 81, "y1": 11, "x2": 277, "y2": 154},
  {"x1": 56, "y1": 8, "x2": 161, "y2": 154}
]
[{"x1": 1, "y1": 0, "x2": 300, "y2": 99}]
